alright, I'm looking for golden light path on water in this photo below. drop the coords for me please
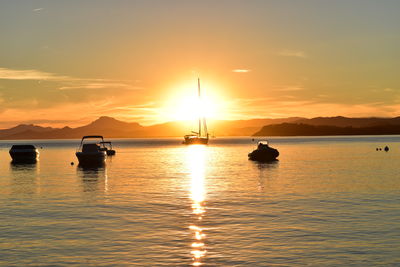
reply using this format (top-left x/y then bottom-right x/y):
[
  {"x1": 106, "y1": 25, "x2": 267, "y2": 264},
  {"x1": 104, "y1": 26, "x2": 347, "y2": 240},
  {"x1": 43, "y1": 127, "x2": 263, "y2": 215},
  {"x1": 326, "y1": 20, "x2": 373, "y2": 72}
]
[{"x1": 186, "y1": 145, "x2": 207, "y2": 266}]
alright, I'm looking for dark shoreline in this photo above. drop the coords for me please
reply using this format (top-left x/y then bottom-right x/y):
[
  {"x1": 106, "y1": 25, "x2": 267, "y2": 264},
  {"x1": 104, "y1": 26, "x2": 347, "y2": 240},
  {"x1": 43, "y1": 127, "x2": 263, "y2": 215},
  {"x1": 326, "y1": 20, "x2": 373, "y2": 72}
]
[{"x1": 253, "y1": 123, "x2": 400, "y2": 137}]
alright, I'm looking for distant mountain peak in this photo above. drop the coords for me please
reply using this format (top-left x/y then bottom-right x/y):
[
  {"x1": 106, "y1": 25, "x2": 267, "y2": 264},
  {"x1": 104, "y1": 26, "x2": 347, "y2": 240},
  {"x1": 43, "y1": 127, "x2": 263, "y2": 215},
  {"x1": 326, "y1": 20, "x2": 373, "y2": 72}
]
[
  {"x1": 89, "y1": 116, "x2": 125, "y2": 126},
  {"x1": 94, "y1": 116, "x2": 120, "y2": 122},
  {"x1": 12, "y1": 124, "x2": 52, "y2": 130},
  {"x1": 15, "y1": 124, "x2": 34, "y2": 128},
  {"x1": 85, "y1": 116, "x2": 143, "y2": 129}
]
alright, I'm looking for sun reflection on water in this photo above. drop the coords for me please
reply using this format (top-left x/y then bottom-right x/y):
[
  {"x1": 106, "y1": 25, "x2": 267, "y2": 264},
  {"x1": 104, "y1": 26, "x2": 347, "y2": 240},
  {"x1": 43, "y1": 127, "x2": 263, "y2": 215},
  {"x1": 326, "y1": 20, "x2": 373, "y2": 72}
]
[{"x1": 186, "y1": 145, "x2": 207, "y2": 266}]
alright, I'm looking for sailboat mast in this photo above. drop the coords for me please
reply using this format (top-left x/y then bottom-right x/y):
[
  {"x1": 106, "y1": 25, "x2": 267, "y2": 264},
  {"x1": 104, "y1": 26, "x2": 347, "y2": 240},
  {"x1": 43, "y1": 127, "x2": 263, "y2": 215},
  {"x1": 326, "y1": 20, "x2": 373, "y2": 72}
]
[
  {"x1": 203, "y1": 117, "x2": 208, "y2": 137},
  {"x1": 198, "y1": 78, "x2": 201, "y2": 137},
  {"x1": 198, "y1": 78, "x2": 201, "y2": 98}
]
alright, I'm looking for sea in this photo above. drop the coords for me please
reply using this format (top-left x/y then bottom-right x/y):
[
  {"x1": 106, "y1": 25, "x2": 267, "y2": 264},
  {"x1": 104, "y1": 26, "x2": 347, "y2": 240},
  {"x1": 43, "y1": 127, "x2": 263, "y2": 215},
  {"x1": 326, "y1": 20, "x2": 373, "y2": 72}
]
[{"x1": 0, "y1": 136, "x2": 399, "y2": 266}]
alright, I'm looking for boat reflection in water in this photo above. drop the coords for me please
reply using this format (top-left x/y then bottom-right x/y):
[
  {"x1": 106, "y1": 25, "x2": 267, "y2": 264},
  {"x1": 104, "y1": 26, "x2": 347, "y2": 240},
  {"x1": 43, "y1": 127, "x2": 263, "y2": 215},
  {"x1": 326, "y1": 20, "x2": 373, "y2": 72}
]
[
  {"x1": 9, "y1": 162, "x2": 39, "y2": 195},
  {"x1": 77, "y1": 165, "x2": 108, "y2": 193},
  {"x1": 254, "y1": 160, "x2": 279, "y2": 192},
  {"x1": 186, "y1": 145, "x2": 207, "y2": 266}
]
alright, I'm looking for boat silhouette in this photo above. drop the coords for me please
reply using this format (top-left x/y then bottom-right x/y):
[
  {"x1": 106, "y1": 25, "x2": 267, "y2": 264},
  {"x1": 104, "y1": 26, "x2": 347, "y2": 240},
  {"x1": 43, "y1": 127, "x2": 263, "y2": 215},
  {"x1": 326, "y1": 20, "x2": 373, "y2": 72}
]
[
  {"x1": 9, "y1": 144, "x2": 39, "y2": 163},
  {"x1": 100, "y1": 141, "x2": 116, "y2": 155},
  {"x1": 75, "y1": 135, "x2": 107, "y2": 166},
  {"x1": 248, "y1": 140, "x2": 279, "y2": 162},
  {"x1": 183, "y1": 79, "x2": 209, "y2": 145}
]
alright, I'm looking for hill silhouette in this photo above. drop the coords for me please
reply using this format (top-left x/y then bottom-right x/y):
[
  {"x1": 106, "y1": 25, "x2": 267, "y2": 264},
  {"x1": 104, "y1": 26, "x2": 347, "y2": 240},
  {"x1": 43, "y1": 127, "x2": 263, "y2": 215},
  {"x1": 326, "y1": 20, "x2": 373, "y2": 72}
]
[
  {"x1": 0, "y1": 116, "x2": 145, "y2": 139},
  {"x1": 253, "y1": 123, "x2": 400, "y2": 136},
  {"x1": 2, "y1": 116, "x2": 400, "y2": 139},
  {"x1": 294, "y1": 116, "x2": 400, "y2": 127},
  {"x1": 0, "y1": 116, "x2": 302, "y2": 139}
]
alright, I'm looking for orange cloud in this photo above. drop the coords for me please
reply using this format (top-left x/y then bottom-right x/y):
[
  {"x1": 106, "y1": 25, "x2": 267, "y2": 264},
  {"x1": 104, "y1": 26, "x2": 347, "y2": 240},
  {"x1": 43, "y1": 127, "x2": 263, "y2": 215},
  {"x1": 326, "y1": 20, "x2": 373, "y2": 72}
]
[
  {"x1": 232, "y1": 69, "x2": 251, "y2": 73},
  {"x1": 278, "y1": 50, "x2": 307, "y2": 58}
]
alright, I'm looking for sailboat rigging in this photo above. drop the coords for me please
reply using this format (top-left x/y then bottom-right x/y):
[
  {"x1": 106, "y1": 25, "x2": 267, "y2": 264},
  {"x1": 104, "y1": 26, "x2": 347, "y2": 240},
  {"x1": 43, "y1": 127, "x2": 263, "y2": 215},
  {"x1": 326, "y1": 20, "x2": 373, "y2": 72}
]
[{"x1": 183, "y1": 79, "x2": 209, "y2": 145}]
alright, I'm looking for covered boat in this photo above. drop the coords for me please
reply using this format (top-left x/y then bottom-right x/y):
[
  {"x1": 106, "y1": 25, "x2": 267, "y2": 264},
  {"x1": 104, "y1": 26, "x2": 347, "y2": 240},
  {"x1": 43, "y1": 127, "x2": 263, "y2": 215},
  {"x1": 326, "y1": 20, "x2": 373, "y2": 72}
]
[
  {"x1": 9, "y1": 144, "x2": 39, "y2": 163},
  {"x1": 76, "y1": 136, "x2": 107, "y2": 165},
  {"x1": 99, "y1": 141, "x2": 116, "y2": 156},
  {"x1": 248, "y1": 141, "x2": 279, "y2": 162}
]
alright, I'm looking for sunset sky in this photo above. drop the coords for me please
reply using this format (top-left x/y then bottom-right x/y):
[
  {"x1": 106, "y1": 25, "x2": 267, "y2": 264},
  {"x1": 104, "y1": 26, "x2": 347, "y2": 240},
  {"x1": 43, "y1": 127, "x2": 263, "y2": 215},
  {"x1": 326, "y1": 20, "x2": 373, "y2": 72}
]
[{"x1": 1, "y1": 1, "x2": 399, "y2": 128}]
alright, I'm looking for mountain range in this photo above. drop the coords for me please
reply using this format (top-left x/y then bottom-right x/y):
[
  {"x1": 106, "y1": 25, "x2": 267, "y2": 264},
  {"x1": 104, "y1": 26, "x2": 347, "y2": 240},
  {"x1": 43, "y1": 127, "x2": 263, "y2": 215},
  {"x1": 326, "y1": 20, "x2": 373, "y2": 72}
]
[{"x1": 1, "y1": 116, "x2": 400, "y2": 140}]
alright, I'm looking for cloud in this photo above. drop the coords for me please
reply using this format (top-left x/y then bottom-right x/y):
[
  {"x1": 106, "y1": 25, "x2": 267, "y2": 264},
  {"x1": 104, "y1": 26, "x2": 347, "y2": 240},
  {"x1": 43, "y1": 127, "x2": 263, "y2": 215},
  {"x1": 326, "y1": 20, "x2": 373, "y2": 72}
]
[
  {"x1": 274, "y1": 86, "x2": 304, "y2": 92},
  {"x1": 232, "y1": 69, "x2": 251, "y2": 73},
  {"x1": 0, "y1": 67, "x2": 71, "y2": 81},
  {"x1": 383, "y1": 88, "x2": 394, "y2": 92},
  {"x1": 317, "y1": 94, "x2": 329, "y2": 98},
  {"x1": 59, "y1": 82, "x2": 142, "y2": 91},
  {"x1": 0, "y1": 67, "x2": 152, "y2": 127},
  {"x1": 278, "y1": 50, "x2": 307, "y2": 58},
  {"x1": 0, "y1": 93, "x2": 157, "y2": 128},
  {"x1": 0, "y1": 67, "x2": 140, "y2": 92},
  {"x1": 112, "y1": 102, "x2": 157, "y2": 111}
]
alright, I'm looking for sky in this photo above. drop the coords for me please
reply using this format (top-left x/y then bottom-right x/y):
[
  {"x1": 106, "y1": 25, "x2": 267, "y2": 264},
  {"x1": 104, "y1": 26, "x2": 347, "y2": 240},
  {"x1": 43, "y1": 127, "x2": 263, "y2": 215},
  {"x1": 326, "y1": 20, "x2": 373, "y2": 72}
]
[{"x1": 0, "y1": 0, "x2": 400, "y2": 128}]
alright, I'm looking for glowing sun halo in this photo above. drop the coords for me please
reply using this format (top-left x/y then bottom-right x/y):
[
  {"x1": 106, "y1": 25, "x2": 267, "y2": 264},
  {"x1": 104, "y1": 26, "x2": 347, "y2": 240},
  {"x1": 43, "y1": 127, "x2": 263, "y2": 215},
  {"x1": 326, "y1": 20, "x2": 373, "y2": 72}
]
[{"x1": 162, "y1": 81, "x2": 227, "y2": 122}]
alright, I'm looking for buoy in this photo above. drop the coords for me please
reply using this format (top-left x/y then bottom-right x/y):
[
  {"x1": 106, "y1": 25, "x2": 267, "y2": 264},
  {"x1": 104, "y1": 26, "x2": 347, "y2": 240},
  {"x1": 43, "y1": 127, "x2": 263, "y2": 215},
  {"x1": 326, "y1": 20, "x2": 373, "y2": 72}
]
[
  {"x1": 70, "y1": 162, "x2": 74, "y2": 165},
  {"x1": 384, "y1": 146, "x2": 389, "y2": 152},
  {"x1": 376, "y1": 148, "x2": 379, "y2": 151}
]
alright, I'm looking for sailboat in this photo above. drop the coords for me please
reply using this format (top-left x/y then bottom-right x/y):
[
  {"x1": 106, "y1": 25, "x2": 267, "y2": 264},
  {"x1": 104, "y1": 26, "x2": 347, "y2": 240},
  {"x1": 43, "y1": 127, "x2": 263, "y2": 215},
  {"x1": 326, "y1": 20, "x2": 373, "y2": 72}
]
[{"x1": 183, "y1": 79, "x2": 209, "y2": 145}]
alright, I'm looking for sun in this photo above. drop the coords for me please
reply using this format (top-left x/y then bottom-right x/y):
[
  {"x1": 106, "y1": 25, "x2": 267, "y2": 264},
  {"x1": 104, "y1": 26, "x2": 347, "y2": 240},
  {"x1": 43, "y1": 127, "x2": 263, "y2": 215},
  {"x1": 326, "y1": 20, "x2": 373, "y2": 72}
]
[
  {"x1": 160, "y1": 80, "x2": 228, "y2": 122},
  {"x1": 168, "y1": 95, "x2": 217, "y2": 121}
]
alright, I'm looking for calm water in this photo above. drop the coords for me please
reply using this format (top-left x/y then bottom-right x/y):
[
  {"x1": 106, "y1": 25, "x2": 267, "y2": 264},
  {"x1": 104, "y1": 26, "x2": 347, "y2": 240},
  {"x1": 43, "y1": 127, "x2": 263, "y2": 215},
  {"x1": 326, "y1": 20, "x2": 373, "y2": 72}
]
[{"x1": 0, "y1": 136, "x2": 399, "y2": 266}]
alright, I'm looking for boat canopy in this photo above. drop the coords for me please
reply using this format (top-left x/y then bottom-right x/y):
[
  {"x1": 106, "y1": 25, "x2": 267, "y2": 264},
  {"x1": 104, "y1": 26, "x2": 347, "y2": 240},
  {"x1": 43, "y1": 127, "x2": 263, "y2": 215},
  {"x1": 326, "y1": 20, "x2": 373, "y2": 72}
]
[
  {"x1": 11, "y1": 144, "x2": 36, "y2": 150},
  {"x1": 81, "y1": 135, "x2": 104, "y2": 140},
  {"x1": 258, "y1": 140, "x2": 269, "y2": 145},
  {"x1": 99, "y1": 141, "x2": 113, "y2": 149},
  {"x1": 78, "y1": 135, "x2": 105, "y2": 151}
]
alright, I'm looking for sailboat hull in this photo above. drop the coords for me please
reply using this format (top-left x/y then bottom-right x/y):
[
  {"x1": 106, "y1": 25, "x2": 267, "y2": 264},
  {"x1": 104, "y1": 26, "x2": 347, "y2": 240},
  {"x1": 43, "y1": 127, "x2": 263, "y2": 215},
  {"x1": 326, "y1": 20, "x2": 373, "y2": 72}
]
[{"x1": 183, "y1": 137, "x2": 209, "y2": 145}]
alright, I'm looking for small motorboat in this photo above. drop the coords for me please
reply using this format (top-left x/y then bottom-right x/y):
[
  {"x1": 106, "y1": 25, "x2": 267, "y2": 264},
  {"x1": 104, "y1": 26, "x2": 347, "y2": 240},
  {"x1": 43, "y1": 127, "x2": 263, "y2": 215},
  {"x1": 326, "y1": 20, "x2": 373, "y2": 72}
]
[
  {"x1": 99, "y1": 141, "x2": 116, "y2": 156},
  {"x1": 9, "y1": 144, "x2": 39, "y2": 163},
  {"x1": 248, "y1": 141, "x2": 279, "y2": 162},
  {"x1": 76, "y1": 136, "x2": 107, "y2": 165}
]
